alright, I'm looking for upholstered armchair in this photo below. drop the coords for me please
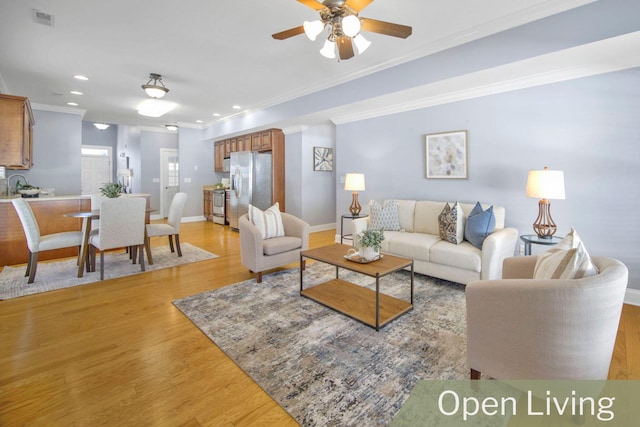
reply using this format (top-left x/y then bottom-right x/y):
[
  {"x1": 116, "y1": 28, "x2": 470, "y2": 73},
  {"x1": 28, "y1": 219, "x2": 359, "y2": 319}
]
[
  {"x1": 239, "y1": 212, "x2": 310, "y2": 283},
  {"x1": 466, "y1": 255, "x2": 628, "y2": 380}
]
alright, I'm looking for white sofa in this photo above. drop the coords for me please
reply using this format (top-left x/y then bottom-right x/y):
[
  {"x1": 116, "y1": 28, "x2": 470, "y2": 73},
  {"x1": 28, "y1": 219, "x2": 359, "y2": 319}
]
[{"x1": 352, "y1": 200, "x2": 518, "y2": 284}]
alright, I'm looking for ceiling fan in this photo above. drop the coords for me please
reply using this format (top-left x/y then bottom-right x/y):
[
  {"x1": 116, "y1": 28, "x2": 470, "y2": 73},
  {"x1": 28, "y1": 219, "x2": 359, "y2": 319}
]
[{"x1": 272, "y1": 0, "x2": 412, "y2": 60}]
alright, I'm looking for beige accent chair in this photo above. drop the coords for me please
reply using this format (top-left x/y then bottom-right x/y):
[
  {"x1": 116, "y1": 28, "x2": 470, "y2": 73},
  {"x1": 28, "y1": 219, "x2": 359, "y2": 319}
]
[
  {"x1": 239, "y1": 212, "x2": 310, "y2": 283},
  {"x1": 12, "y1": 198, "x2": 84, "y2": 284},
  {"x1": 88, "y1": 197, "x2": 147, "y2": 280},
  {"x1": 466, "y1": 255, "x2": 628, "y2": 380},
  {"x1": 146, "y1": 192, "x2": 187, "y2": 262}
]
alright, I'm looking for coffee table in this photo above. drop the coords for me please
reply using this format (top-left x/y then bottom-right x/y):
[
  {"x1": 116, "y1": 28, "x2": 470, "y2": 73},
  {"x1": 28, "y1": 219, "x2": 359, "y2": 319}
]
[{"x1": 300, "y1": 243, "x2": 414, "y2": 331}]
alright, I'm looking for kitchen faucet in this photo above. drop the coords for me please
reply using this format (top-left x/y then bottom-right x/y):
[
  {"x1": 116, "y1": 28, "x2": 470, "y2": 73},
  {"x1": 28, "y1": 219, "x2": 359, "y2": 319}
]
[{"x1": 7, "y1": 174, "x2": 29, "y2": 196}]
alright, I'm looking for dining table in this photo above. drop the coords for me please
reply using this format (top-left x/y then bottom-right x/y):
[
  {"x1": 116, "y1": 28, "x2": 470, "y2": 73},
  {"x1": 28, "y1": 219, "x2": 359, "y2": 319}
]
[{"x1": 64, "y1": 209, "x2": 154, "y2": 277}]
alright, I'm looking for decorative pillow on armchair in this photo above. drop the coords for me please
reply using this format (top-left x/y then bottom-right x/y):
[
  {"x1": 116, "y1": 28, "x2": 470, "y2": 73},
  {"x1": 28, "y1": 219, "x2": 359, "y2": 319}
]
[
  {"x1": 248, "y1": 202, "x2": 285, "y2": 240},
  {"x1": 438, "y1": 202, "x2": 465, "y2": 244},
  {"x1": 369, "y1": 200, "x2": 401, "y2": 231},
  {"x1": 464, "y1": 202, "x2": 496, "y2": 249},
  {"x1": 533, "y1": 227, "x2": 599, "y2": 279}
]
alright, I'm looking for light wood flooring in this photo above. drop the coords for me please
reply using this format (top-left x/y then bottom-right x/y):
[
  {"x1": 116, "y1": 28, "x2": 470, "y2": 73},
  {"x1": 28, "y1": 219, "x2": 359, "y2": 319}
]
[{"x1": 1, "y1": 221, "x2": 638, "y2": 426}]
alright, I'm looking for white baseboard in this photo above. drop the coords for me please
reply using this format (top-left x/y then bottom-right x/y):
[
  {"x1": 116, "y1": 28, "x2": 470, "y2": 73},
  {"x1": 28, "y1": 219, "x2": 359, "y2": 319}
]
[
  {"x1": 310, "y1": 222, "x2": 336, "y2": 233},
  {"x1": 182, "y1": 215, "x2": 206, "y2": 223},
  {"x1": 625, "y1": 288, "x2": 640, "y2": 306}
]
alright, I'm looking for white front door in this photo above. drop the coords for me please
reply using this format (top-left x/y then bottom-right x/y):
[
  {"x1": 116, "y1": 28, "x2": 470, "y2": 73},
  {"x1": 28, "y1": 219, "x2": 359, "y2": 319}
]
[
  {"x1": 160, "y1": 148, "x2": 179, "y2": 218},
  {"x1": 81, "y1": 146, "x2": 113, "y2": 195}
]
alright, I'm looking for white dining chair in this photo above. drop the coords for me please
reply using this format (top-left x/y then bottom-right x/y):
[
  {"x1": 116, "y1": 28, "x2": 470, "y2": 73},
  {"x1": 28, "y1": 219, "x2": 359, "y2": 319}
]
[
  {"x1": 146, "y1": 192, "x2": 187, "y2": 260},
  {"x1": 11, "y1": 198, "x2": 84, "y2": 283},
  {"x1": 88, "y1": 197, "x2": 147, "y2": 280}
]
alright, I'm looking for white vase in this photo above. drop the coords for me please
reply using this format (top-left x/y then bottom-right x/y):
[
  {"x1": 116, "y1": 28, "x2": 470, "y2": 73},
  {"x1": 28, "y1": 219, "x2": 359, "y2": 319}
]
[{"x1": 359, "y1": 246, "x2": 378, "y2": 261}]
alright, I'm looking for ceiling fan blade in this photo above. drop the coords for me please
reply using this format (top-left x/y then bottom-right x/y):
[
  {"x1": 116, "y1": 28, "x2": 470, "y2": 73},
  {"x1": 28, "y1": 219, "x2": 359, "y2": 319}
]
[
  {"x1": 360, "y1": 17, "x2": 412, "y2": 38},
  {"x1": 297, "y1": 0, "x2": 326, "y2": 11},
  {"x1": 336, "y1": 36, "x2": 355, "y2": 60},
  {"x1": 272, "y1": 25, "x2": 305, "y2": 40},
  {"x1": 345, "y1": 0, "x2": 374, "y2": 12}
]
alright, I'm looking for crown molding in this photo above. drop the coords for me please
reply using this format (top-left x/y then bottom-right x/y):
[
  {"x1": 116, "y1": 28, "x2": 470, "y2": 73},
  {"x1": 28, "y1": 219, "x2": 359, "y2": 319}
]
[
  {"x1": 282, "y1": 125, "x2": 309, "y2": 135},
  {"x1": 30, "y1": 103, "x2": 87, "y2": 118},
  {"x1": 331, "y1": 31, "x2": 640, "y2": 125}
]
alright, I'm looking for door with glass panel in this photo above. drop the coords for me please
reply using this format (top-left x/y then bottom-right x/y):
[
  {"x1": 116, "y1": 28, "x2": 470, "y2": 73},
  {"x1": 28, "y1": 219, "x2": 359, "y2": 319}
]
[
  {"x1": 161, "y1": 148, "x2": 179, "y2": 218},
  {"x1": 81, "y1": 145, "x2": 112, "y2": 195}
]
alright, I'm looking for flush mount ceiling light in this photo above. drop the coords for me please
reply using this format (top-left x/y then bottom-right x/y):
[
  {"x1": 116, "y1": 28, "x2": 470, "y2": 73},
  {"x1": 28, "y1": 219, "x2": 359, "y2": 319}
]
[
  {"x1": 137, "y1": 99, "x2": 176, "y2": 117},
  {"x1": 272, "y1": 0, "x2": 412, "y2": 60},
  {"x1": 165, "y1": 124, "x2": 178, "y2": 131},
  {"x1": 141, "y1": 73, "x2": 169, "y2": 98},
  {"x1": 94, "y1": 123, "x2": 110, "y2": 130}
]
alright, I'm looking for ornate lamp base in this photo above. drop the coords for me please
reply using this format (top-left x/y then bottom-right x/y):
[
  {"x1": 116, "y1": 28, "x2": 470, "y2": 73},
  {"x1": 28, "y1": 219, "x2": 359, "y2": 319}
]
[
  {"x1": 532, "y1": 199, "x2": 557, "y2": 239},
  {"x1": 349, "y1": 192, "x2": 361, "y2": 216}
]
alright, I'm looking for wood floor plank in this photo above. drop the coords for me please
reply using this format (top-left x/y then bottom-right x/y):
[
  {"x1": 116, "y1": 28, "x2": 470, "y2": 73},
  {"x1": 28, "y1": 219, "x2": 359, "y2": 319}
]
[{"x1": 0, "y1": 221, "x2": 638, "y2": 426}]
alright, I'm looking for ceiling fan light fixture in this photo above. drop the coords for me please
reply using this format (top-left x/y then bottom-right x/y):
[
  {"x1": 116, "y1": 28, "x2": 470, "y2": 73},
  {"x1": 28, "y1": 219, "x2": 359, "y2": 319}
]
[
  {"x1": 342, "y1": 15, "x2": 361, "y2": 38},
  {"x1": 320, "y1": 38, "x2": 336, "y2": 59},
  {"x1": 353, "y1": 34, "x2": 371, "y2": 54},
  {"x1": 141, "y1": 73, "x2": 169, "y2": 99},
  {"x1": 303, "y1": 20, "x2": 325, "y2": 41}
]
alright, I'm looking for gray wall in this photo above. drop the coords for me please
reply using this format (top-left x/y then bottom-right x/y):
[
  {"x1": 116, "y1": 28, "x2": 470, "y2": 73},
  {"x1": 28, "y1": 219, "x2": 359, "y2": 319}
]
[
  {"x1": 14, "y1": 109, "x2": 83, "y2": 195},
  {"x1": 336, "y1": 68, "x2": 640, "y2": 290},
  {"x1": 178, "y1": 127, "x2": 215, "y2": 219}
]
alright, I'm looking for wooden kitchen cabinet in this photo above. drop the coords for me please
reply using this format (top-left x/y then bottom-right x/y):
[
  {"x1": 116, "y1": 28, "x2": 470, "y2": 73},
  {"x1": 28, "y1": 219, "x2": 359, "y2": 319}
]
[
  {"x1": 0, "y1": 94, "x2": 34, "y2": 169},
  {"x1": 214, "y1": 141, "x2": 225, "y2": 172},
  {"x1": 203, "y1": 189, "x2": 213, "y2": 221}
]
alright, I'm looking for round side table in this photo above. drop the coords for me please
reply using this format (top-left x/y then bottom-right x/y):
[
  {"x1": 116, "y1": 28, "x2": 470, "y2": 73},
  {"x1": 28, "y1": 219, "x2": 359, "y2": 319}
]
[{"x1": 520, "y1": 234, "x2": 563, "y2": 255}]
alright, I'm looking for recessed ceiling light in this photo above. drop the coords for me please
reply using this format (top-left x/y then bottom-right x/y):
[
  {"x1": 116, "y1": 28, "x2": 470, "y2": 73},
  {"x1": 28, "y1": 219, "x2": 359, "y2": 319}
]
[
  {"x1": 74, "y1": 75, "x2": 89, "y2": 81},
  {"x1": 70, "y1": 91, "x2": 83, "y2": 95},
  {"x1": 232, "y1": 105, "x2": 241, "y2": 110},
  {"x1": 212, "y1": 113, "x2": 221, "y2": 117},
  {"x1": 67, "y1": 102, "x2": 79, "y2": 106}
]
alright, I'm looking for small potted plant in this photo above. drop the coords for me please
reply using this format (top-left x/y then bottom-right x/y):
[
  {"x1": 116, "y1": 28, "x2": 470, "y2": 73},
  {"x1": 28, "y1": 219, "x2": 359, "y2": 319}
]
[
  {"x1": 100, "y1": 182, "x2": 123, "y2": 198},
  {"x1": 358, "y1": 229, "x2": 385, "y2": 260}
]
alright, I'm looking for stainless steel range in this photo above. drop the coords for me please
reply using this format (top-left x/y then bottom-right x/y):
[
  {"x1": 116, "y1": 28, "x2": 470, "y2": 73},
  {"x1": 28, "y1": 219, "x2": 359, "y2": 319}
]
[{"x1": 212, "y1": 188, "x2": 226, "y2": 224}]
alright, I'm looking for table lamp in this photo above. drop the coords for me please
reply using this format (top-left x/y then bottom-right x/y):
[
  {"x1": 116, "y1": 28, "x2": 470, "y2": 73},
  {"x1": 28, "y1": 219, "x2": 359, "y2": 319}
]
[
  {"x1": 344, "y1": 173, "x2": 365, "y2": 216},
  {"x1": 526, "y1": 166, "x2": 565, "y2": 238}
]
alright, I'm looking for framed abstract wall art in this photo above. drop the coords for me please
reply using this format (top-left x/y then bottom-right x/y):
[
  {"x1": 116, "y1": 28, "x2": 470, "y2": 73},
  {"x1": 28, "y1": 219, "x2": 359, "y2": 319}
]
[
  {"x1": 313, "y1": 147, "x2": 333, "y2": 171},
  {"x1": 425, "y1": 130, "x2": 468, "y2": 179}
]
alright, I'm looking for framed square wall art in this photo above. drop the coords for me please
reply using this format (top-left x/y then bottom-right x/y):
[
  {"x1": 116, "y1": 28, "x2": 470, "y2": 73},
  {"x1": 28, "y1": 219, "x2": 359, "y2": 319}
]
[
  {"x1": 425, "y1": 130, "x2": 468, "y2": 179},
  {"x1": 313, "y1": 146, "x2": 333, "y2": 171}
]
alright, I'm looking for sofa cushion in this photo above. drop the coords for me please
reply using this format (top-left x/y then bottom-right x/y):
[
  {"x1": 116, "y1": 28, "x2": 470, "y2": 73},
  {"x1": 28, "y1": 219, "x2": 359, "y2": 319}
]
[
  {"x1": 414, "y1": 201, "x2": 447, "y2": 235},
  {"x1": 464, "y1": 202, "x2": 496, "y2": 249},
  {"x1": 369, "y1": 200, "x2": 401, "y2": 231},
  {"x1": 438, "y1": 202, "x2": 465, "y2": 244},
  {"x1": 533, "y1": 227, "x2": 599, "y2": 279},
  {"x1": 429, "y1": 240, "x2": 482, "y2": 272},
  {"x1": 248, "y1": 202, "x2": 284, "y2": 240},
  {"x1": 394, "y1": 199, "x2": 416, "y2": 232},
  {"x1": 385, "y1": 231, "x2": 440, "y2": 262},
  {"x1": 263, "y1": 236, "x2": 302, "y2": 256}
]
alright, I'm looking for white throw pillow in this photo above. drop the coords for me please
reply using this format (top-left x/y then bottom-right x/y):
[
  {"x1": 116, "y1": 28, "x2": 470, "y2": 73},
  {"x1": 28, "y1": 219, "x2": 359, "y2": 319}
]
[
  {"x1": 533, "y1": 227, "x2": 599, "y2": 279},
  {"x1": 248, "y1": 202, "x2": 285, "y2": 240},
  {"x1": 368, "y1": 200, "x2": 401, "y2": 231}
]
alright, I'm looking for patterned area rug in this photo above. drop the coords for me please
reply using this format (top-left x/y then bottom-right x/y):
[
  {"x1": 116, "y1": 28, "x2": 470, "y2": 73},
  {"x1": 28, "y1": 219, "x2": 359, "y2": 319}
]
[
  {"x1": 0, "y1": 243, "x2": 218, "y2": 300},
  {"x1": 174, "y1": 262, "x2": 467, "y2": 426}
]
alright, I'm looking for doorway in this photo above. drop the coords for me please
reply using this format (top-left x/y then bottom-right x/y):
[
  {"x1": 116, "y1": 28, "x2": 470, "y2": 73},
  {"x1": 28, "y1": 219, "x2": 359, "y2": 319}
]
[
  {"x1": 160, "y1": 148, "x2": 179, "y2": 218},
  {"x1": 81, "y1": 145, "x2": 113, "y2": 195}
]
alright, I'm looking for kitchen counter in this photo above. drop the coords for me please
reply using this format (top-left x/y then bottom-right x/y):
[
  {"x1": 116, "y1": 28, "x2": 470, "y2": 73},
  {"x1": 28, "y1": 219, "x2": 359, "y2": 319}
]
[{"x1": 0, "y1": 194, "x2": 91, "y2": 202}]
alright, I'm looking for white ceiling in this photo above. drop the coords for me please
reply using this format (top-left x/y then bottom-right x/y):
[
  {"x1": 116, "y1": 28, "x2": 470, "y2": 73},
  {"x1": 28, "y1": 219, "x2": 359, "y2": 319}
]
[{"x1": 0, "y1": 0, "x2": 597, "y2": 130}]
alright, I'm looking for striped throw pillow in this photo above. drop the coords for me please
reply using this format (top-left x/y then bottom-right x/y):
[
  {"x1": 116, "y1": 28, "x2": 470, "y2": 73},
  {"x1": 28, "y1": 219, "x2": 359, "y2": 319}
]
[
  {"x1": 248, "y1": 203, "x2": 285, "y2": 240},
  {"x1": 533, "y1": 227, "x2": 599, "y2": 279}
]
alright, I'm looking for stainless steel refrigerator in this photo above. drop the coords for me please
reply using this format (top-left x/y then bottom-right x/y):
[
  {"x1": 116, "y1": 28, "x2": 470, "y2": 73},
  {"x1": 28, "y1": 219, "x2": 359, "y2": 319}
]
[{"x1": 229, "y1": 151, "x2": 272, "y2": 230}]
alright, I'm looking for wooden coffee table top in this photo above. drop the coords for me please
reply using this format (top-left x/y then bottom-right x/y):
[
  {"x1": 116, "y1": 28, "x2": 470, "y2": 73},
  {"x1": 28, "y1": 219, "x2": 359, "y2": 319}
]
[{"x1": 301, "y1": 243, "x2": 412, "y2": 278}]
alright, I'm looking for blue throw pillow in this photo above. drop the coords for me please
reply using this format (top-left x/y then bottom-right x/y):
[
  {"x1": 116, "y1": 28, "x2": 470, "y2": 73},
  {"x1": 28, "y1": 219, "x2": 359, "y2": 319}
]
[{"x1": 464, "y1": 202, "x2": 496, "y2": 249}]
